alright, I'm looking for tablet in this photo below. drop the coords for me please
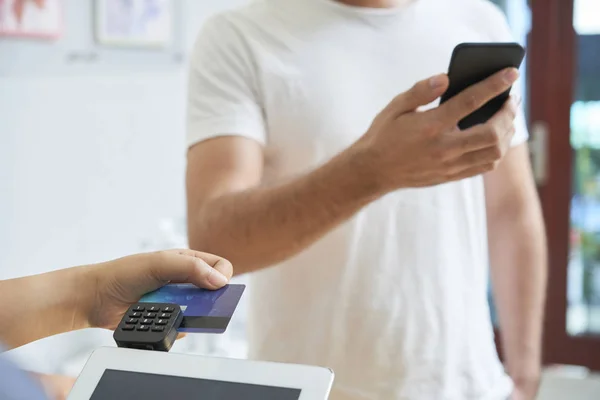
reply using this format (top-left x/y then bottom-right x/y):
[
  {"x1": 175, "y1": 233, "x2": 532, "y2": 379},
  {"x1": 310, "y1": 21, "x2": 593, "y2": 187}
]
[{"x1": 67, "y1": 347, "x2": 334, "y2": 400}]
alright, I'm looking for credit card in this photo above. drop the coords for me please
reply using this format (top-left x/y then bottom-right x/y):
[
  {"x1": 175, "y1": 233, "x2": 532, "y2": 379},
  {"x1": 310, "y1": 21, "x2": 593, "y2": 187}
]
[{"x1": 140, "y1": 284, "x2": 245, "y2": 333}]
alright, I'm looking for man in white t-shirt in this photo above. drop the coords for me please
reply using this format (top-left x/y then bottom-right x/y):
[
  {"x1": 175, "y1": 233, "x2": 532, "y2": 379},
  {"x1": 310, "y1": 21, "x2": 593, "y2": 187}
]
[{"x1": 185, "y1": 0, "x2": 547, "y2": 399}]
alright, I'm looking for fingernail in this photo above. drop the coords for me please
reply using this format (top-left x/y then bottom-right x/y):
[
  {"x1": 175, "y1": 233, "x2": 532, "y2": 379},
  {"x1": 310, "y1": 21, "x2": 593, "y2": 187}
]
[
  {"x1": 429, "y1": 74, "x2": 446, "y2": 89},
  {"x1": 208, "y1": 270, "x2": 228, "y2": 287},
  {"x1": 504, "y1": 68, "x2": 519, "y2": 83}
]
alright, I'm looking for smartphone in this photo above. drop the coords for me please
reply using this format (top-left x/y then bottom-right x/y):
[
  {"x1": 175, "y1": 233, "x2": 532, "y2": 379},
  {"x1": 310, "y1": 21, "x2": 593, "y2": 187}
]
[{"x1": 440, "y1": 42, "x2": 526, "y2": 130}]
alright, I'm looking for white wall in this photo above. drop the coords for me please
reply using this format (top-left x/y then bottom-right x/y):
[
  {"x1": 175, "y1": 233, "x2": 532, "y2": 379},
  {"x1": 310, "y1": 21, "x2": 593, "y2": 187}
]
[{"x1": 0, "y1": 0, "x2": 249, "y2": 374}]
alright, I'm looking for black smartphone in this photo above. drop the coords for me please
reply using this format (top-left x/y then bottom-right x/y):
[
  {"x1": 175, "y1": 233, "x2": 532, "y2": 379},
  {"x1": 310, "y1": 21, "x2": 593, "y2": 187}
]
[{"x1": 440, "y1": 42, "x2": 526, "y2": 130}]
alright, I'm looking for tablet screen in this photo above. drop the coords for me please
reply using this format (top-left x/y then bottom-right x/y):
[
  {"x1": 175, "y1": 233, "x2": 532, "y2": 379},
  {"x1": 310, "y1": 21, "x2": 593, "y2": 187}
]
[{"x1": 89, "y1": 369, "x2": 302, "y2": 399}]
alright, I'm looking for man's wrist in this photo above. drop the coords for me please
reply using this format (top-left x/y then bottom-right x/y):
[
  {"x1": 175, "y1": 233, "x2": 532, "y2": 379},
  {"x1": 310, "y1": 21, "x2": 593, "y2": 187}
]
[
  {"x1": 509, "y1": 361, "x2": 542, "y2": 397},
  {"x1": 513, "y1": 373, "x2": 541, "y2": 385},
  {"x1": 512, "y1": 375, "x2": 541, "y2": 400},
  {"x1": 337, "y1": 143, "x2": 391, "y2": 199},
  {"x1": 507, "y1": 350, "x2": 542, "y2": 378}
]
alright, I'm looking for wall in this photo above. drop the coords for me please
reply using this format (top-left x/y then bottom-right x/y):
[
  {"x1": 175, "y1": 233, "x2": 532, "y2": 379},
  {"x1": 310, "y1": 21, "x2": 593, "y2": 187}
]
[{"x1": 0, "y1": 0, "x2": 249, "y2": 374}]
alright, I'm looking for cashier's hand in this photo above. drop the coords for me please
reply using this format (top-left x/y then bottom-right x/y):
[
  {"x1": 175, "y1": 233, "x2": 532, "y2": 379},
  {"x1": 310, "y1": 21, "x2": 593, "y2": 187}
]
[{"x1": 85, "y1": 249, "x2": 233, "y2": 330}]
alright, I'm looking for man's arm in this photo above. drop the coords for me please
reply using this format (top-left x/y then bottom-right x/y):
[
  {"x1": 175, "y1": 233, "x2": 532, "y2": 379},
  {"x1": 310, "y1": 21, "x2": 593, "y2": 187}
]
[
  {"x1": 485, "y1": 143, "x2": 547, "y2": 398},
  {"x1": 186, "y1": 136, "x2": 383, "y2": 275},
  {"x1": 186, "y1": 69, "x2": 521, "y2": 275}
]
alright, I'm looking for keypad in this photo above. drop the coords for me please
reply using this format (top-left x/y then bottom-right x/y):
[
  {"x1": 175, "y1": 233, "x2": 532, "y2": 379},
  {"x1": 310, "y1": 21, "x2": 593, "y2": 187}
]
[
  {"x1": 115, "y1": 303, "x2": 182, "y2": 353},
  {"x1": 120, "y1": 304, "x2": 174, "y2": 332}
]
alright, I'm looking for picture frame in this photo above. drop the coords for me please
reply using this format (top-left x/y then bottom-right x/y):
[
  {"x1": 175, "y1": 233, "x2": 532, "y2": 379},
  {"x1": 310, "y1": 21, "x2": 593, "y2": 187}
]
[
  {"x1": 0, "y1": 0, "x2": 63, "y2": 39},
  {"x1": 95, "y1": 0, "x2": 173, "y2": 49}
]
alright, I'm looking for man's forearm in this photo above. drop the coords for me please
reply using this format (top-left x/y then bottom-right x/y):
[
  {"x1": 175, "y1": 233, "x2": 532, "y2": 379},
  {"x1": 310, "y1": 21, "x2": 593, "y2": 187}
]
[
  {"x1": 0, "y1": 267, "x2": 90, "y2": 349},
  {"x1": 489, "y1": 202, "x2": 547, "y2": 387},
  {"x1": 188, "y1": 148, "x2": 383, "y2": 274}
]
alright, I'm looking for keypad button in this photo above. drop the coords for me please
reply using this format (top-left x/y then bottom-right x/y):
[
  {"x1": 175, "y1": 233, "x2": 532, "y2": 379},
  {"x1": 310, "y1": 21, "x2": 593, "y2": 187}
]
[
  {"x1": 126, "y1": 318, "x2": 139, "y2": 325},
  {"x1": 145, "y1": 312, "x2": 157, "y2": 318},
  {"x1": 156, "y1": 319, "x2": 168, "y2": 325},
  {"x1": 133, "y1": 305, "x2": 145, "y2": 312},
  {"x1": 162, "y1": 306, "x2": 174, "y2": 313},
  {"x1": 148, "y1": 306, "x2": 160, "y2": 312},
  {"x1": 151, "y1": 326, "x2": 165, "y2": 332},
  {"x1": 137, "y1": 325, "x2": 150, "y2": 331},
  {"x1": 121, "y1": 325, "x2": 135, "y2": 331},
  {"x1": 159, "y1": 313, "x2": 170, "y2": 319},
  {"x1": 141, "y1": 319, "x2": 153, "y2": 325},
  {"x1": 130, "y1": 312, "x2": 142, "y2": 318}
]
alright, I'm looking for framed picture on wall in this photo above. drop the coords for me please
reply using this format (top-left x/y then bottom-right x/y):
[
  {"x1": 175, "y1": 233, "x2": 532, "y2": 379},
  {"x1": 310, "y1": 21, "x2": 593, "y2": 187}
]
[
  {"x1": 95, "y1": 0, "x2": 173, "y2": 48},
  {"x1": 0, "y1": 0, "x2": 63, "y2": 39}
]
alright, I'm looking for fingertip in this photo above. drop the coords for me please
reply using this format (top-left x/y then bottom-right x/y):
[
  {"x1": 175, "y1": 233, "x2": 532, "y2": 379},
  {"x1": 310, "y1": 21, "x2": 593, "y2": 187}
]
[
  {"x1": 503, "y1": 67, "x2": 520, "y2": 83},
  {"x1": 207, "y1": 268, "x2": 229, "y2": 288},
  {"x1": 188, "y1": 256, "x2": 230, "y2": 289},
  {"x1": 214, "y1": 258, "x2": 234, "y2": 280},
  {"x1": 428, "y1": 73, "x2": 449, "y2": 91}
]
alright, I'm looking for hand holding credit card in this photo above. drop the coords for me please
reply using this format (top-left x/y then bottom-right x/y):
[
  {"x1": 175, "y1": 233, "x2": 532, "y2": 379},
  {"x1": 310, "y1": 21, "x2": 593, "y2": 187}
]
[{"x1": 140, "y1": 284, "x2": 245, "y2": 334}]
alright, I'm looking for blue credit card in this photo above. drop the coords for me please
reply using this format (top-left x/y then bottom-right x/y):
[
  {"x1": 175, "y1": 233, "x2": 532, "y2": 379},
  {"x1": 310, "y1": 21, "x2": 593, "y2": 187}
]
[{"x1": 140, "y1": 284, "x2": 245, "y2": 333}]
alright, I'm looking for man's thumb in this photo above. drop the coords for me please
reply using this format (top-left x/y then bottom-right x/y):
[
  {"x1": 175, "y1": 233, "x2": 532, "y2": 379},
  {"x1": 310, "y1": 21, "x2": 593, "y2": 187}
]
[{"x1": 386, "y1": 74, "x2": 449, "y2": 117}]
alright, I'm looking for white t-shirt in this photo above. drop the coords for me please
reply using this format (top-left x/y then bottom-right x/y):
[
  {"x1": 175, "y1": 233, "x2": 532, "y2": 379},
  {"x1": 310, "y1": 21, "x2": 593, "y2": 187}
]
[{"x1": 187, "y1": 0, "x2": 529, "y2": 399}]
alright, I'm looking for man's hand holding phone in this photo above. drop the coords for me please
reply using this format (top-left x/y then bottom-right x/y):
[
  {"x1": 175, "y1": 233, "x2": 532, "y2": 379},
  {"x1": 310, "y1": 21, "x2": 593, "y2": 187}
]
[{"x1": 350, "y1": 67, "x2": 520, "y2": 192}]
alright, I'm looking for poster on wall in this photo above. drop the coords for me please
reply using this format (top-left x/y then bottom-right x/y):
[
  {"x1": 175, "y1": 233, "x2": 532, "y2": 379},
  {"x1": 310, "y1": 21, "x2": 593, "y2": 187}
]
[
  {"x1": 95, "y1": 0, "x2": 173, "y2": 49},
  {"x1": 0, "y1": 0, "x2": 62, "y2": 39}
]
